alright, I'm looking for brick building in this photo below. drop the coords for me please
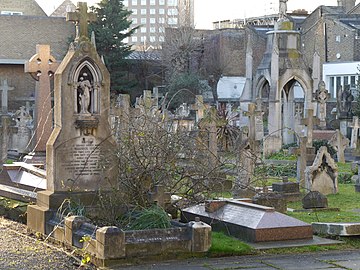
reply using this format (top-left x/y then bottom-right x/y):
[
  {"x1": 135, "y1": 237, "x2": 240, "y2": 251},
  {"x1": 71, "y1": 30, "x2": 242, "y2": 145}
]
[{"x1": 0, "y1": 0, "x2": 74, "y2": 112}]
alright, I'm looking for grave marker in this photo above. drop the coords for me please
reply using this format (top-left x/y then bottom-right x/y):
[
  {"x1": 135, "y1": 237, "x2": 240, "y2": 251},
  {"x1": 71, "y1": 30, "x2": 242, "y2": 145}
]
[
  {"x1": 25, "y1": 44, "x2": 59, "y2": 153},
  {"x1": 349, "y1": 116, "x2": 359, "y2": 149},
  {"x1": 0, "y1": 79, "x2": 14, "y2": 113},
  {"x1": 301, "y1": 108, "x2": 320, "y2": 147}
]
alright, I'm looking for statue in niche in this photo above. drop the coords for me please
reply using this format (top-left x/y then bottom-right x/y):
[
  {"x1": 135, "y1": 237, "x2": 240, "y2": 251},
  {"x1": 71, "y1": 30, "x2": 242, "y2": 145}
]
[{"x1": 77, "y1": 74, "x2": 93, "y2": 114}]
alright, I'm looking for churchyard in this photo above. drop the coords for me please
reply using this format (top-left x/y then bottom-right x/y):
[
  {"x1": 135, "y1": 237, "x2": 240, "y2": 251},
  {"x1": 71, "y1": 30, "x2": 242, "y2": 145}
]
[{"x1": 3, "y1": 0, "x2": 360, "y2": 268}]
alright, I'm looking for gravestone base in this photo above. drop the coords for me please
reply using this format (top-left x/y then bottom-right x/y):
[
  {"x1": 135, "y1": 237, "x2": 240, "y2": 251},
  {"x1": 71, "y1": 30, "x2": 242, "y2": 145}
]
[{"x1": 27, "y1": 190, "x2": 106, "y2": 235}]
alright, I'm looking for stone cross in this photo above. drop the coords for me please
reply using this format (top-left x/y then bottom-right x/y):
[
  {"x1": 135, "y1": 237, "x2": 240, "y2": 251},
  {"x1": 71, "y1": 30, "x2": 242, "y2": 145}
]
[
  {"x1": 148, "y1": 185, "x2": 171, "y2": 209},
  {"x1": 0, "y1": 79, "x2": 14, "y2": 113},
  {"x1": 67, "y1": 2, "x2": 97, "y2": 40},
  {"x1": 315, "y1": 81, "x2": 330, "y2": 128},
  {"x1": 301, "y1": 108, "x2": 320, "y2": 147},
  {"x1": 190, "y1": 95, "x2": 205, "y2": 123},
  {"x1": 244, "y1": 103, "x2": 264, "y2": 143},
  {"x1": 349, "y1": 116, "x2": 360, "y2": 149},
  {"x1": 25, "y1": 44, "x2": 59, "y2": 153}
]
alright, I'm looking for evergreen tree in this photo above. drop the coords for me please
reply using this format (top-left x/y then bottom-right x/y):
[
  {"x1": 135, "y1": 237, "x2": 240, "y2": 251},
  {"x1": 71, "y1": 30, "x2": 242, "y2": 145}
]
[{"x1": 89, "y1": 0, "x2": 137, "y2": 93}]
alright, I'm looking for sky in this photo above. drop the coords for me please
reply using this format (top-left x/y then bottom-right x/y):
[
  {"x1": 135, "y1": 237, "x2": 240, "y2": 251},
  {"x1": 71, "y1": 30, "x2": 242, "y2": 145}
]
[{"x1": 36, "y1": 0, "x2": 360, "y2": 29}]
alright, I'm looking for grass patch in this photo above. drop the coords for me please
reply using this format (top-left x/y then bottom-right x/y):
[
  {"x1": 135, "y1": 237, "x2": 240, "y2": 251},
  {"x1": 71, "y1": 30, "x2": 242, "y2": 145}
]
[
  {"x1": 209, "y1": 232, "x2": 254, "y2": 256},
  {"x1": 287, "y1": 184, "x2": 360, "y2": 223}
]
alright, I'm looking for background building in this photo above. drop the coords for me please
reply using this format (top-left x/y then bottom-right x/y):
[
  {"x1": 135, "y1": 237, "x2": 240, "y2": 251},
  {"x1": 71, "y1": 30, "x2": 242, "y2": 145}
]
[{"x1": 123, "y1": 0, "x2": 194, "y2": 50}]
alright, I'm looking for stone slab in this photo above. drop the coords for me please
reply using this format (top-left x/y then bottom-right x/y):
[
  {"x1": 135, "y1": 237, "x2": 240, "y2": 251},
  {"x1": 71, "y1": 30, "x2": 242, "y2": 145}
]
[
  {"x1": 288, "y1": 208, "x2": 340, "y2": 212},
  {"x1": 181, "y1": 200, "x2": 312, "y2": 242},
  {"x1": 312, "y1": 222, "x2": 360, "y2": 236}
]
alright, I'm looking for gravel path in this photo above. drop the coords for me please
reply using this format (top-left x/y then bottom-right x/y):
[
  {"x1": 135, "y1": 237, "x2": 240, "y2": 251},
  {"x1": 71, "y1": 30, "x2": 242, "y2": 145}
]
[{"x1": 0, "y1": 217, "x2": 95, "y2": 270}]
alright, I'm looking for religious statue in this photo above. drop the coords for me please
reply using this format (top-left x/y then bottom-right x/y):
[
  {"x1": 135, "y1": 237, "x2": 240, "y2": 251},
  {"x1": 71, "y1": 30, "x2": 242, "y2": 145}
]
[
  {"x1": 14, "y1": 106, "x2": 32, "y2": 127},
  {"x1": 337, "y1": 85, "x2": 354, "y2": 118},
  {"x1": 78, "y1": 77, "x2": 92, "y2": 114},
  {"x1": 279, "y1": 0, "x2": 288, "y2": 18},
  {"x1": 315, "y1": 81, "x2": 330, "y2": 127}
]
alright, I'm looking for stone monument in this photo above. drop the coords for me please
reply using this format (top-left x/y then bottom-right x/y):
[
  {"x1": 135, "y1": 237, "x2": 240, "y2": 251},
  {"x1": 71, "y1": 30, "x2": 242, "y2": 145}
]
[
  {"x1": 305, "y1": 146, "x2": 338, "y2": 195},
  {"x1": 329, "y1": 129, "x2": 349, "y2": 163},
  {"x1": 25, "y1": 44, "x2": 60, "y2": 159},
  {"x1": 27, "y1": 2, "x2": 117, "y2": 235},
  {"x1": 314, "y1": 81, "x2": 329, "y2": 128}
]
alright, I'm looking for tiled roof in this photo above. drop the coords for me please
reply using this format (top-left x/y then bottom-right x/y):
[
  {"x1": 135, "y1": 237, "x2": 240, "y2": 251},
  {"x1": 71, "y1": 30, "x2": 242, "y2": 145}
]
[
  {"x1": 0, "y1": 15, "x2": 75, "y2": 62},
  {"x1": 50, "y1": 0, "x2": 76, "y2": 17}
]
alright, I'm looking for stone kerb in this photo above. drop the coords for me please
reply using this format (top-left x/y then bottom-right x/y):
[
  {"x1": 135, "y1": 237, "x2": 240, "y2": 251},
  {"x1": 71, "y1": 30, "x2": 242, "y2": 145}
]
[{"x1": 47, "y1": 215, "x2": 211, "y2": 266}]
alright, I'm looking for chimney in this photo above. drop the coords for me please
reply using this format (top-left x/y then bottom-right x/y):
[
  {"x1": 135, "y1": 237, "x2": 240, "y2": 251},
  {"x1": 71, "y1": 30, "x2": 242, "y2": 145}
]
[{"x1": 338, "y1": 0, "x2": 356, "y2": 13}]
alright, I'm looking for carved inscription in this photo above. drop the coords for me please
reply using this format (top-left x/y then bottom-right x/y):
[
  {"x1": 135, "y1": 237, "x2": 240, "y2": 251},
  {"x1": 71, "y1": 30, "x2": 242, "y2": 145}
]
[{"x1": 61, "y1": 141, "x2": 101, "y2": 177}]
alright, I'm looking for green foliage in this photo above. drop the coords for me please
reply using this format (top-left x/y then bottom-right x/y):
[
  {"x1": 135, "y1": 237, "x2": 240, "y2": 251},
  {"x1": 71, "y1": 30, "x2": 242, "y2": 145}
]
[
  {"x1": 89, "y1": 0, "x2": 137, "y2": 92},
  {"x1": 338, "y1": 172, "x2": 353, "y2": 184},
  {"x1": 282, "y1": 142, "x2": 298, "y2": 149},
  {"x1": 313, "y1": 139, "x2": 336, "y2": 157},
  {"x1": 209, "y1": 232, "x2": 253, "y2": 255},
  {"x1": 255, "y1": 163, "x2": 297, "y2": 178},
  {"x1": 266, "y1": 150, "x2": 297, "y2": 161},
  {"x1": 121, "y1": 205, "x2": 172, "y2": 230}
]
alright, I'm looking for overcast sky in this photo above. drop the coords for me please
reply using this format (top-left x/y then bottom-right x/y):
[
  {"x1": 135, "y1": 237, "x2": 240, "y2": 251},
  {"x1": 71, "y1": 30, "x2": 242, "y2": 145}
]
[{"x1": 36, "y1": 0, "x2": 359, "y2": 29}]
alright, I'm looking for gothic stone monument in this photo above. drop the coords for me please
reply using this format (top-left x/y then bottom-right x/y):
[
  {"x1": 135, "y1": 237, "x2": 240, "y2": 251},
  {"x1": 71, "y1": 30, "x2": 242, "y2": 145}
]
[{"x1": 27, "y1": 2, "x2": 117, "y2": 234}]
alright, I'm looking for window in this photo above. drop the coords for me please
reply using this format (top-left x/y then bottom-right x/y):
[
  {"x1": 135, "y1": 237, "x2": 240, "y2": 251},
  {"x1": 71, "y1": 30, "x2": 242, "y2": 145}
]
[
  {"x1": 150, "y1": 9, "x2": 156, "y2": 14},
  {"x1": 159, "y1": 9, "x2": 165, "y2": 14},
  {"x1": 141, "y1": 9, "x2": 146, "y2": 14},
  {"x1": 132, "y1": 18, "x2": 138, "y2": 23},
  {"x1": 150, "y1": 0, "x2": 156, "y2": 4},
  {"x1": 158, "y1": 17, "x2": 165, "y2": 23},
  {"x1": 141, "y1": 36, "x2": 146, "y2": 42},
  {"x1": 168, "y1": 8, "x2": 178, "y2": 15},
  {"x1": 132, "y1": 36, "x2": 138, "y2": 42},
  {"x1": 141, "y1": 0, "x2": 146, "y2": 5},
  {"x1": 159, "y1": 36, "x2": 165, "y2": 42},
  {"x1": 167, "y1": 0, "x2": 177, "y2": 6},
  {"x1": 123, "y1": 37, "x2": 129, "y2": 43},
  {"x1": 150, "y1": 27, "x2": 156, "y2": 33},
  {"x1": 150, "y1": 18, "x2": 156, "y2": 24},
  {"x1": 123, "y1": 0, "x2": 129, "y2": 6},
  {"x1": 131, "y1": 9, "x2": 137, "y2": 14},
  {"x1": 141, "y1": 27, "x2": 147, "y2": 33},
  {"x1": 329, "y1": 77, "x2": 335, "y2": 98},
  {"x1": 159, "y1": 0, "x2": 165, "y2": 4},
  {"x1": 141, "y1": 18, "x2": 146, "y2": 24},
  {"x1": 336, "y1": 35, "x2": 341, "y2": 42},
  {"x1": 150, "y1": 36, "x2": 156, "y2": 42},
  {"x1": 351, "y1": 76, "x2": 356, "y2": 88},
  {"x1": 168, "y1": 17, "x2": 178, "y2": 24},
  {"x1": 132, "y1": 0, "x2": 138, "y2": 4}
]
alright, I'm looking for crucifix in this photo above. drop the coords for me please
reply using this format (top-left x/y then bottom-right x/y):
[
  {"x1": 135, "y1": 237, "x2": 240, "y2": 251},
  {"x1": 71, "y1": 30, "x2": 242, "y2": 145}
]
[
  {"x1": 25, "y1": 44, "x2": 59, "y2": 153},
  {"x1": 301, "y1": 108, "x2": 320, "y2": 147},
  {"x1": 0, "y1": 79, "x2": 14, "y2": 113},
  {"x1": 67, "y1": 2, "x2": 97, "y2": 40},
  {"x1": 148, "y1": 185, "x2": 171, "y2": 209}
]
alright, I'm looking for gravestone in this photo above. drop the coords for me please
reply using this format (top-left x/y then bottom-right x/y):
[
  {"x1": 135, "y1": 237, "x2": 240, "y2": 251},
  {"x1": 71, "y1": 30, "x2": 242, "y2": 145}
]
[
  {"x1": 272, "y1": 177, "x2": 300, "y2": 202},
  {"x1": 302, "y1": 191, "x2": 328, "y2": 209},
  {"x1": 0, "y1": 79, "x2": 14, "y2": 113},
  {"x1": 181, "y1": 200, "x2": 313, "y2": 243},
  {"x1": 10, "y1": 106, "x2": 32, "y2": 154},
  {"x1": 349, "y1": 116, "x2": 359, "y2": 149},
  {"x1": 25, "y1": 44, "x2": 60, "y2": 155},
  {"x1": 190, "y1": 95, "x2": 205, "y2": 123},
  {"x1": 314, "y1": 81, "x2": 329, "y2": 128},
  {"x1": 27, "y1": 2, "x2": 117, "y2": 235},
  {"x1": 305, "y1": 146, "x2": 338, "y2": 195},
  {"x1": 329, "y1": 129, "x2": 349, "y2": 163},
  {"x1": 301, "y1": 108, "x2": 320, "y2": 147}
]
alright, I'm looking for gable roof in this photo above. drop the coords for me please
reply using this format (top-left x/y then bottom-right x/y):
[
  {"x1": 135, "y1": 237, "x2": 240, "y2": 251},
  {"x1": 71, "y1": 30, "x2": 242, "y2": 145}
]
[
  {"x1": 50, "y1": 0, "x2": 76, "y2": 17},
  {"x1": 0, "y1": 0, "x2": 46, "y2": 16},
  {"x1": 0, "y1": 15, "x2": 75, "y2": 63}
]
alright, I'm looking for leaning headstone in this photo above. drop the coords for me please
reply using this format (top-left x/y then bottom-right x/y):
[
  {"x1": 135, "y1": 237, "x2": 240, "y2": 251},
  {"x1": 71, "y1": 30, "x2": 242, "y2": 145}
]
[
  {"x1": 305, "y1": 146, "x2": 338, "y2": 195},
  {"x1": 27, "y1": 2, "x2": 117, "y2": 235},
  {"x1": 329, "y1": 129, "x2": 349, "y2": 163},
  {"x1": 302, "y1": 191, "x2": 328, "y2": 209}
]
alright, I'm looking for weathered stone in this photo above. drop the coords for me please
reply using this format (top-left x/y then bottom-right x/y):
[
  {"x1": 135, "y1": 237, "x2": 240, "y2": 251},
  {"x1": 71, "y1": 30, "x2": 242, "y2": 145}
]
[
  {"x1": 96, "y1": 226, "x2": 125, "y2": 259},
  {"x1": 312, "y1": 222, "x2": 360, "y2": 236},
  {"x1": 272, "y1": 178, "x2": 300, "y2": 193},
  {"x1": 305, "y1": 146, "x2": 338, "y2": 195},
  {"x1": 302, "y1": 191, "x2": 328, "y2": 209},
  {"x1": 188, "y1": 217, "x2": 212, "y2": 252},
  {"x1": 252, "y1": 192, "x2": 287, "y2": 213}
]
